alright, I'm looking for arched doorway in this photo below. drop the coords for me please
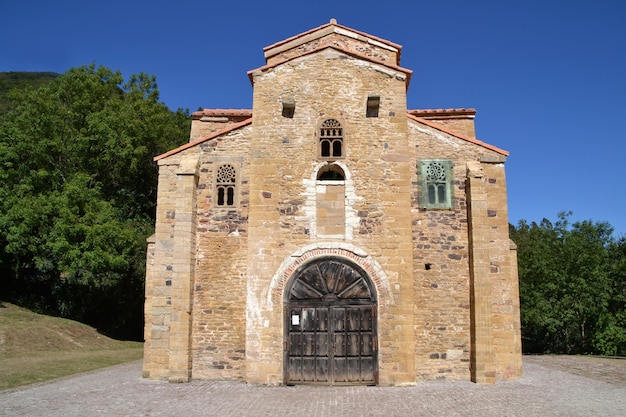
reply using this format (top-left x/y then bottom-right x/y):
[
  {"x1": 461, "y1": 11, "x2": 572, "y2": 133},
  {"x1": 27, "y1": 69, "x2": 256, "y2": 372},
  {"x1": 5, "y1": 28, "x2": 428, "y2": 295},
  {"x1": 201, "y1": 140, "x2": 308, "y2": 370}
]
[{"x1": 284, "y1": 257, "x2": 378, "y2": 385}]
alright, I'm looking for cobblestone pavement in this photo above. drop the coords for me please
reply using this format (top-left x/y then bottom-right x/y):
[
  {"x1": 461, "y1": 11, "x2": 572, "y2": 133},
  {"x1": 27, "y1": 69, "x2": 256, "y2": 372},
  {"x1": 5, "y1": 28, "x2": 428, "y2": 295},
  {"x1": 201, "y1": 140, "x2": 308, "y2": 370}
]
[{"x1": 2, "y1": 356, "x2": 625, "y2": 417}]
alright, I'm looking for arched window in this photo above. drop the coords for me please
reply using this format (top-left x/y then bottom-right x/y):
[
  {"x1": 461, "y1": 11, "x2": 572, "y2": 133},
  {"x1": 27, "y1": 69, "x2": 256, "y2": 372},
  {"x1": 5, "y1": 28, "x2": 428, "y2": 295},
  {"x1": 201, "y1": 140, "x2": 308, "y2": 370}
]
[
  {"x1": 216, "y1": 164, "x2": 236, "y2": 206},
  {"x1": 319, "y1": 119, "x2": 344, "y2": 159},
  {"x1": 317, "y1": 164, "x2": 345, "y2": 181}
]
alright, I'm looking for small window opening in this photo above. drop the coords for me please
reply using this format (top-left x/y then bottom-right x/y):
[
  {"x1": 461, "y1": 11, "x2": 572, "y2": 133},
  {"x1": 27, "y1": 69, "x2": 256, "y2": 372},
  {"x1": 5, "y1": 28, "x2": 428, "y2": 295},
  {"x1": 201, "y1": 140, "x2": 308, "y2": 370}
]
[
  {"x1": 332, "y1": 140, "x2": 342, "y2": 157},
  {"x1": 217, "y1": 185, "x2": 235, "y2": 206},
  {"x1": 282, "y1": 98, "x2": 295, "y2": 118},
  {"x1": 317, "y1": 164, "x2": 345, "y2": 181},
  {"x1": 366, "y1": 95, "x2": 380, "y2": 118},
  {"x1": 321, "y1": 140, "x2": 331, "y2": 157},
  {"x1": 425, "y1": 263, "x2": 432, "y2": 271}
]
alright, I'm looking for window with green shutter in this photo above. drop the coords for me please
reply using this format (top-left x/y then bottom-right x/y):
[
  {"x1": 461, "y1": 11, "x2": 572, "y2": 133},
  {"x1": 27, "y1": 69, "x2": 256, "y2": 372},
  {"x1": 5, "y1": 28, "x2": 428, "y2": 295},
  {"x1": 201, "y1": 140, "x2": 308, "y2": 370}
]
[{"x1": 417, "y1": 159, "x2": 454, "y2": 209}]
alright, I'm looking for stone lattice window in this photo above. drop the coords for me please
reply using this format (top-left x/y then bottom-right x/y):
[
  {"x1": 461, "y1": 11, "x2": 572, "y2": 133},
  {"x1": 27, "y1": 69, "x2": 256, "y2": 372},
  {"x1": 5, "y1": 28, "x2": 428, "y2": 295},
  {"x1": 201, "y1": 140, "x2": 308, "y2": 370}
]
[
  {"x1": 216, "y1": 164, "x2": 237, "y2": 207},
  {"x1": 319, "y1": 119, "x2": 344, "y2": 159},
  {"x1": 417, "y1": 160, "x2": 453, "y2": 209}
]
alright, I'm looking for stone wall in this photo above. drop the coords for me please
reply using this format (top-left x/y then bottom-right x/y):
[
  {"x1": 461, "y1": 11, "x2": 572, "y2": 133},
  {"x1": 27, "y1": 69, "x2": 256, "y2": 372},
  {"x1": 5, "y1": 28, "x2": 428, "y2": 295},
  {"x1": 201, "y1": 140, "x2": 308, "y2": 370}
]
[
  {"x1": 190, "y1": 125, "x2": 252, "y2": 380},
  {"x1": 482, "y1": 162, "x2": 523, "y2": 379},
  {"x1": 409, "y1": 120, "x2": 472, "y2": 381},
  {"x1": 407, "y1": 117, "x2": 520, "y2": 382},
  {"x1": 143, "y1": 125, "x2": 254, "y2": 382},
  {"x1": 143, "y1": 152, "x2": 199, "y2": 382}
]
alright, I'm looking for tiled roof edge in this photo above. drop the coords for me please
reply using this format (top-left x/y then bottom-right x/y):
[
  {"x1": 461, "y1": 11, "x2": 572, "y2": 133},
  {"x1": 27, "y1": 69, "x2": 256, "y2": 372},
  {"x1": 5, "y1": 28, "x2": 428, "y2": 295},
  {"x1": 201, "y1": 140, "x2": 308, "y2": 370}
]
[
  {"x1": 407, "y1": 113, "x2": 509, "y2": 156},
  {"x1": 154, "y1": 118, "x2": 253, "y2": 161},
  {"x1": 408, "y1": 108, "x2": 476, "y2": 118},
  {"x1": 192, "y1": 109, "x2": 252, "y2": 119}
]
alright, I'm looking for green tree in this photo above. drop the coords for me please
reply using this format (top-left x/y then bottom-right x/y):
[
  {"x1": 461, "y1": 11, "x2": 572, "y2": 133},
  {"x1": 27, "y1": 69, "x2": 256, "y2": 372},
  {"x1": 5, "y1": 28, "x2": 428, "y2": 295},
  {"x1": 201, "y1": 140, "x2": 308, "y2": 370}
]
[
  {"x1": 593, "y1": 237, "x2": 626, "y2": 355},
  {"x1": 511, "y1": 212, "x2": 626, "y2": 355},
  {"x1": 0, "y1": 65, "x2": 189, "y2": 339}
]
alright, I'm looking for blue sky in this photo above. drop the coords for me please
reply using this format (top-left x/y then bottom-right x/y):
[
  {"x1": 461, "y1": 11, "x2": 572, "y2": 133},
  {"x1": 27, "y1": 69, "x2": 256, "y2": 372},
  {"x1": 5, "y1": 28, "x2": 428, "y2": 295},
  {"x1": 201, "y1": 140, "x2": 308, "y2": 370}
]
[{"x1": 2, "y1": 0, "x2": 625, "y2": 236}]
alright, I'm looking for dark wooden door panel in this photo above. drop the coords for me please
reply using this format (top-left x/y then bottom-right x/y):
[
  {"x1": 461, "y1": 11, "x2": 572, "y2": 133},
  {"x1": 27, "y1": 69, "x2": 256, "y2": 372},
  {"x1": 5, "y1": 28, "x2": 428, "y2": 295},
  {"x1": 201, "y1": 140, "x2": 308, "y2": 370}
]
[
  {"x1": 361, "y1": 334, "x2": 374, "y2": 356},
  {"x1": 361, "y1": 357, "x2": 375, "y2": 379},
  {"x1": 316, "y1": 333, "x2": 329, "y2": 356},
  {"x1": 302, "y1": 358, "x2": 316, "y2": 382},
  {"x1": 347, "y1": 357, "x2": 362, "y2": 382},
  {"x1": 288, "y1": 358, "x2": 302, "y2": 382},
  {"x1": 333, "y1": 358, "x2": 348, "y2": 383},
  {"x1": 315, "y1": 358, "x2": 329, "y2": 382},
  {"x1": 331, "y1": 306, "x2": 376, "y2": 384},
  {"x1": 289, "y1": 333, "x2": 301, "y2": 355}
]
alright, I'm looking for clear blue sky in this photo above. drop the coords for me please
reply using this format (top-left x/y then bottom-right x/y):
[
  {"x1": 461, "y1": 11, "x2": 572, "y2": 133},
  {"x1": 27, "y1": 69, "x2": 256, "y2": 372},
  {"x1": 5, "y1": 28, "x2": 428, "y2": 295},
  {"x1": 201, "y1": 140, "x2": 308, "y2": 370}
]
[{"x1": 2, "y1": 0, "x2": 625, "y2": 236}]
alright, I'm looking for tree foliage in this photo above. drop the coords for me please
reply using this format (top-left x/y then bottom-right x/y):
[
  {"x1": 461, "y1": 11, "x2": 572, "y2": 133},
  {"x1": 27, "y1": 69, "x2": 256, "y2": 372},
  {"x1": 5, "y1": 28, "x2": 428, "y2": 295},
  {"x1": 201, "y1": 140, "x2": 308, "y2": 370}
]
[
  {"x1": 511, "y1": 212, "x2": 626, "y2": 355},
  {"x1": 0, "y1": 65, "x2": 189, "y2": 339}
]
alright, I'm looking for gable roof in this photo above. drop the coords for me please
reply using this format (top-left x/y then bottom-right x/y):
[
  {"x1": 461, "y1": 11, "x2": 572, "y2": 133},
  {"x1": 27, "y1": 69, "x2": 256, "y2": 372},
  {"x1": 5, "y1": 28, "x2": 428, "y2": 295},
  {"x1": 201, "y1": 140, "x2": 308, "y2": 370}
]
[
  {"x1": 154, "y1": 118, "x2": 252, "y2": 162},
  {"x1": 263, "y1": 19, "x2": 403, "y2": 65},
  {"x1": 249, "y1": 19, "x2": 411, "y2": 89},
  {"x1": 407, "y1": 112, "x2": 509, "y2": 156}
]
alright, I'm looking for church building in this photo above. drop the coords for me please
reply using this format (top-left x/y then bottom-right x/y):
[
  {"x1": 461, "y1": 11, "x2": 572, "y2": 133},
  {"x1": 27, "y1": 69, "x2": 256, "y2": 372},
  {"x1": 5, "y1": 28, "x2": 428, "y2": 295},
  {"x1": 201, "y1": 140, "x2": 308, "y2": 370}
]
[{"x1": 142, "y1": 19, "x2": 522, "y2": 385}]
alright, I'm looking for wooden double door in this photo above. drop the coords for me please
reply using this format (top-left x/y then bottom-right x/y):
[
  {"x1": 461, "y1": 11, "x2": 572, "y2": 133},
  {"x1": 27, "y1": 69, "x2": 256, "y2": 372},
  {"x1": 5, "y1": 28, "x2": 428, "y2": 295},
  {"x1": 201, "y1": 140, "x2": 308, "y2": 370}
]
[{"x1": 284, "y1": 258, "x2": 378, "y2": 385}]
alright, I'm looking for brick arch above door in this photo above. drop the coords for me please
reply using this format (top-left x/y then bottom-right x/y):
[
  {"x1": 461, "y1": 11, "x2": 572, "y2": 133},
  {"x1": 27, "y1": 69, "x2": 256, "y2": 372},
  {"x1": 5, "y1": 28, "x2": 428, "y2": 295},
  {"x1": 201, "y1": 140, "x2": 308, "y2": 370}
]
[{"x1": 268, "y1": 243, "x2": 394, "y2": 307}]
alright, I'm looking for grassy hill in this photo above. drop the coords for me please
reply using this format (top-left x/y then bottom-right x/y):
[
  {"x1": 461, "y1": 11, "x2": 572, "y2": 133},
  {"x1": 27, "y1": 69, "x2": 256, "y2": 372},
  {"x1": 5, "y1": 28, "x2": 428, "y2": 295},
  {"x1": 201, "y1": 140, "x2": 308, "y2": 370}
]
[{"x1": 0, "y1": 302, "x2": 143, "y2": 390}]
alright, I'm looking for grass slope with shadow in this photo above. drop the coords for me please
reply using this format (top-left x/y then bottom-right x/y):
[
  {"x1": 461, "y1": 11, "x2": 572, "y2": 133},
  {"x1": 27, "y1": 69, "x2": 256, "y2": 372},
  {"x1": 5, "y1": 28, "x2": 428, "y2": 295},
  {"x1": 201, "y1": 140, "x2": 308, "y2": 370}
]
[{"x1": 0, "y1": 302, "x2": 143, "y2": 390}]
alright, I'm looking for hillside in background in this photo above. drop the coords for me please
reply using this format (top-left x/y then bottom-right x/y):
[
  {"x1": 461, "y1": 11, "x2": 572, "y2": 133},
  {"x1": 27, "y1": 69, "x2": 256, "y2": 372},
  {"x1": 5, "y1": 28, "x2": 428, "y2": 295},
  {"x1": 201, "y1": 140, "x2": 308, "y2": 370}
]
[
  {"x1": 0, "y1": 302, "x2": 143, "y2": 389},
  {"x1": 0, "y1": 71, "x2": 59, "y2": 114}
]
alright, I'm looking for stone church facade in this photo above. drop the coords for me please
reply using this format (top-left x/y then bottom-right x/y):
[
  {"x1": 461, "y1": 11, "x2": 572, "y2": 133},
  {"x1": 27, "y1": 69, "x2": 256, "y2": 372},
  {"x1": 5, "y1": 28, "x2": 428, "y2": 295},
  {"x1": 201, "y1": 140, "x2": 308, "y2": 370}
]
[{"x1": 142, "y1": 20, "x2": 522, "y2": 386}]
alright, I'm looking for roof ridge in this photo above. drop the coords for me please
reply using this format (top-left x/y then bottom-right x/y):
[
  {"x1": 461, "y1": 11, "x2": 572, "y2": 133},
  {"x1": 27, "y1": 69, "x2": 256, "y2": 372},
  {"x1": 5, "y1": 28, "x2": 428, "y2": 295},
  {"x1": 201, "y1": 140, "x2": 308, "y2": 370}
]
[{"x1": 263, "y1": 19, "x2": 403, "y2": 64}]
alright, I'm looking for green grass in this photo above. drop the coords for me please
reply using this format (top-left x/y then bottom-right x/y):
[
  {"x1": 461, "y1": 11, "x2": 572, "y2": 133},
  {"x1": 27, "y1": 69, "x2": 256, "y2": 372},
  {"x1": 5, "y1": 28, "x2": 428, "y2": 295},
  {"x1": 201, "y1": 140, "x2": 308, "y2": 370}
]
[{"x1": 0, "y1": 302, "x2": 143, "y2": 390}]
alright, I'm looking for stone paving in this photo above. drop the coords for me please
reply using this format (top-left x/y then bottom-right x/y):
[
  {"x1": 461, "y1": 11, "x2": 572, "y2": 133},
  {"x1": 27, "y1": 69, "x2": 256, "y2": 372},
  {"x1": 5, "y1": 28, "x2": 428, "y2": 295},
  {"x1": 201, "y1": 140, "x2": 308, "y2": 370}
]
[{"x1": 1, "y1": 356, "x2": 625, "y2": 417}]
